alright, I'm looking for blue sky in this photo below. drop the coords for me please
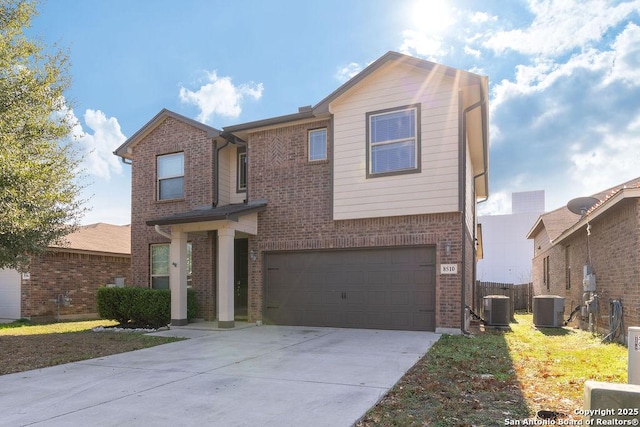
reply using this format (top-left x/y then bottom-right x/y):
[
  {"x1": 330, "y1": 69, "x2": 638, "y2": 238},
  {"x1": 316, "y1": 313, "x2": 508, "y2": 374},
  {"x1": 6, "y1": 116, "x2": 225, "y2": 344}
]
[{"x1": 28, "y1": 0, "x2": 640, "y2": 225}]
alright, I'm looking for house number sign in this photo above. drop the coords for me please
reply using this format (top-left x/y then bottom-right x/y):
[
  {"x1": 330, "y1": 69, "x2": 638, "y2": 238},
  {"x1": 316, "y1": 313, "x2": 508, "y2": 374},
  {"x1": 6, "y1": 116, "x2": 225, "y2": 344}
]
[{"x1": 440, "y1": 264, "x2": 458, "y2": 275}]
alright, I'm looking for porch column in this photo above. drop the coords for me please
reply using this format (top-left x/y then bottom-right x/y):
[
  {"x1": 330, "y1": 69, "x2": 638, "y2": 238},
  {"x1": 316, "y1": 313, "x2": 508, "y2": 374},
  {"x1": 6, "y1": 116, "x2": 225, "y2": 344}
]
[
  {"x1": 169, "y1": 230, "x2": 188, "y2": 326},
  {"x1": 217, "y1": 228, "x2": 235, "y2": 328}
]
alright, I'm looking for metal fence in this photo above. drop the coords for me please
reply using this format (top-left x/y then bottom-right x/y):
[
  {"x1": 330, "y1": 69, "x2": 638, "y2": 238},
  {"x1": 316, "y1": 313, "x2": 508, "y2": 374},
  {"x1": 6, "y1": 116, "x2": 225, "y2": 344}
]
[{"x1": 475, "y1": 281, "x2": 533, "y2": 313}]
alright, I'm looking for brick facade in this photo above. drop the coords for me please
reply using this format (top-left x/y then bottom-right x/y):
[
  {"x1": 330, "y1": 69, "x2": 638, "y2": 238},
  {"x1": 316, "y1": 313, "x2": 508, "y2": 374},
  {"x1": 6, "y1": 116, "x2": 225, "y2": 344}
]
[
  {"x1": 532, "y1": 199, "x2": 640, "y2": 340},
  {"x1": 130, "y1": 117, "x2": 217, "y2": 319},
  {"x1": 21, "y1": 251, "x2": 131, "y2": 320},
  {"x1": 244, "y1": 119, "x2": 469, "y2": 329},
  {"x1": 128, "y1": 116, "x2": 477, "y2": 330}
]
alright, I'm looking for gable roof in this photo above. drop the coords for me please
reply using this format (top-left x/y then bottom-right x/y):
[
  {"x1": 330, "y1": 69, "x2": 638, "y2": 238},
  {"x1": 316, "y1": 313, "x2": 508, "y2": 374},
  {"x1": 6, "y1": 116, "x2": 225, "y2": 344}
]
[
  {"x1": 313, "y1": 51, "x2": 486, "y2": 115},
  {"x1": 51, "y1": 223, "x2": 131, "y2": 256},
  {"x1": 527, "y1": 176, "x2": 640, "y2": 242},
  {"x1": 114, "y1": 109, "x2": 221, "y2": 160}
]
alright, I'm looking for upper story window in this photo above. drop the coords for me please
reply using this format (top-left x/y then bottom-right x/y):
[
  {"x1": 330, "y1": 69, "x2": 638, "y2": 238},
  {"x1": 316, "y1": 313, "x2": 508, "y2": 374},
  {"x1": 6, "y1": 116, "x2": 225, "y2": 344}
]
[
  {"x1": 237, "y1": 149, "x2": 247, "y2": 192},
  {"x1": 157, "y1": 152, "x2": 184, "y2": 200},
  {"x1": 367, "y1": 104, "x2": 420, "y2": 177},
  {"x1": 308, "y1": 128, "x2": 327, "y2": 161}
]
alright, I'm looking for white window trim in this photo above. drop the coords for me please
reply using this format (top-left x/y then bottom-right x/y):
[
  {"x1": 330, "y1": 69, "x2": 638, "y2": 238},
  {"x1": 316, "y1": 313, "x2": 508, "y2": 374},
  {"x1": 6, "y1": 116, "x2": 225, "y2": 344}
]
[
  {"x1": 157, "y1": 152, "x2": 184, "y2": 201},
  {"x1": 237, "y1": 150, "x2": 247, "y2": 192},
  {"x1": 308, "y1": 128, "x2": 327, "y2": 162},
  {"x1": 366, "y1": 104, "x2": 421, "y2": 178}
]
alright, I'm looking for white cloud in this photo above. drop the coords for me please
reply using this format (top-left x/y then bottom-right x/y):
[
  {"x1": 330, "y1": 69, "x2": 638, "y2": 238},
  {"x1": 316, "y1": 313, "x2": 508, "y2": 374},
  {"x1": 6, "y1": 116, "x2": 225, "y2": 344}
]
[
  {"x1": 470, "y1": 11, "x2": 497, "y2": 24},
  {"x1": 478, "y1": 190, "x2": 512, "y2": 215},
  {"x1": 568, "y1": 119, "x2": 640, "y2": 197},
  {"x1": 70, "y1": 109, "x2": 126, "y2": 180},
  {"x1": 399, "y1": 29, "x2": 448, "y2": 60},
  {"x1": 179, "y1": 71, "x2": 263, "y2": 124},
  {"x1": 484, "y1": 0, "x2": 640, "y2": 57},
  {"x1": 603, "y1": 22, "x2": 640, "y2": 85},
  {"x1": 335, "y1": 62, "x2": 362, "y2": 83},
  {"x1": 463, "y1": 45, "x2": 482, "y2": 58}
]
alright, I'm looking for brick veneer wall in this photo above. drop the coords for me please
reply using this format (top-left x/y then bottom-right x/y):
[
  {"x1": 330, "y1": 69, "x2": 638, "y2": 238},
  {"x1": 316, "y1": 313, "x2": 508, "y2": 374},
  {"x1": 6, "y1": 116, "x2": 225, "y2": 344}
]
[
  {"x1": 21, "y1": 251, "x2": 131, "y2": 319},
  {"x1": 130, "y1": 117, "x2": 217, "y2": 319},
  {"x1": 246, "y1": 119, "x2": 469, "y2": 330},
  {"x1": 532, "y1": 200, "x2": 640, "y2": 340}
]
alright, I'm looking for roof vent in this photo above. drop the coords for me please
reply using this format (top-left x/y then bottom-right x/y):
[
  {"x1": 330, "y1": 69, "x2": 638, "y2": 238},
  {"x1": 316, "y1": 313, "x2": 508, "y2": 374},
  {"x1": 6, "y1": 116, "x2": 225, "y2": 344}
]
[{"x1": 298, "y1": 105, "x2": 312, "y2": 113}]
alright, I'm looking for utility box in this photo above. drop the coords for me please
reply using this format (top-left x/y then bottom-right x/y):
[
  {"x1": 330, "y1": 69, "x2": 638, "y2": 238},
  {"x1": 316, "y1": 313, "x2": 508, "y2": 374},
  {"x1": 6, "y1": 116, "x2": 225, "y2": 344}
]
[
  {"x1": 483, "y1": 295, "x2": 511, "y2": 326},
  {"x1": 629, "y1": 327, "x2": 640, "y2": 385},
  {"x1": 533, "y1": 295, "x2": 565, "y2": 327}
]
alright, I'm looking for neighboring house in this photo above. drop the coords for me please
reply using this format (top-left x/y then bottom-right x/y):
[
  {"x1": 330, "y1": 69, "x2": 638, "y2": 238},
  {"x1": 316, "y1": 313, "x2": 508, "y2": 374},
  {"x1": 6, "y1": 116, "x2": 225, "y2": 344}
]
[
  {"x1": 0, "y1": 223, "x2": 131, "y2": 321},
  {"x1": 477, "y1": 190, "x2": 545, "y2": 283},
  {"x1": 114, "y1": 51, "x2": 489, "y2": 333},
  {"x1": 527, "y1": 178, "x2": 640, "y2": 338}
]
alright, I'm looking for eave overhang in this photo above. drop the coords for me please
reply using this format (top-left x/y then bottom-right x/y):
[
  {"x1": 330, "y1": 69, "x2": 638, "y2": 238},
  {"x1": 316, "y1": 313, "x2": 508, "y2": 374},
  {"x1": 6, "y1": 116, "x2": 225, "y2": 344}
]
[
  {"x1": 145, "y1": 201, "x2": 267, "y2": 227},
  {"x1": 552, "y1": 187, "x2": 640, "y2": 245}
]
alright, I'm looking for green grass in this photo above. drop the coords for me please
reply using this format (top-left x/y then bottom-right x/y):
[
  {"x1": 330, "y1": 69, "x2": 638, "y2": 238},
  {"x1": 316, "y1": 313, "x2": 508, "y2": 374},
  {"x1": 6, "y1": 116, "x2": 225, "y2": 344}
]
[{"x1": 358, "y1": 313, "x2": 628, "y2": 426}]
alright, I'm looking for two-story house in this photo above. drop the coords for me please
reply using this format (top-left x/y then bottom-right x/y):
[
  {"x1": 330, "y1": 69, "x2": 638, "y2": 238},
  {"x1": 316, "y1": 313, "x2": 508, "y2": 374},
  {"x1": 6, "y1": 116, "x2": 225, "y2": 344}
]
[{"x1": 114, "y1": 51, "x2": 489, "y2": 333}]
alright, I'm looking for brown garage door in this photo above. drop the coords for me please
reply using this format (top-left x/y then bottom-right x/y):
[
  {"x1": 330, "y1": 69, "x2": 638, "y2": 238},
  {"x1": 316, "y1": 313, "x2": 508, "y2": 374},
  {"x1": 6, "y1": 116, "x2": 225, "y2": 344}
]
[{"x1": 264, "y1": 246, "x2": 436, "y2": 331}]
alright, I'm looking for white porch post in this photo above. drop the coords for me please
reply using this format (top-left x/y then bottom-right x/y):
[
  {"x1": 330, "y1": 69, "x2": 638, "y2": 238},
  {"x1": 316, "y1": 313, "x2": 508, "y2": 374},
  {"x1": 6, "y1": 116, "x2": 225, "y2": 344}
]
[
  {"x1": 169, "y1": 230, "x2": 188, "y2": 326},
  {"x1": 217, "y1": 227, "x2": 235, "y2": 328}
]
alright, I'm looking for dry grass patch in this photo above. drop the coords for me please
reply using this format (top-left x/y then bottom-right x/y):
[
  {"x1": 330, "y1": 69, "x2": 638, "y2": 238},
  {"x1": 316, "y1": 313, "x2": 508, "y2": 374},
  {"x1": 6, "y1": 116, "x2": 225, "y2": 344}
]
[{"x1": 0, "y1": 319, "x2": 183, "y2": 376}]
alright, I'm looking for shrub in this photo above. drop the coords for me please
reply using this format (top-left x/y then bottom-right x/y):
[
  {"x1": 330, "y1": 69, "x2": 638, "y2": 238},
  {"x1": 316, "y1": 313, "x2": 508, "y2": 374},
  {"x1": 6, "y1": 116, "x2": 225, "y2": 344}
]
[{"x1": 97, "y1": 287, "x2": 199, "y2": 328}]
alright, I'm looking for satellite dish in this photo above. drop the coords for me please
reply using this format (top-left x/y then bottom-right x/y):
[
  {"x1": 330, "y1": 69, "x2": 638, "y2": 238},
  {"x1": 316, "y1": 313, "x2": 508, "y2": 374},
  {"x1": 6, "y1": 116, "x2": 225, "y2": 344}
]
[{"x1": 567, "y1": 196, "x2": 599, "y2": 216}]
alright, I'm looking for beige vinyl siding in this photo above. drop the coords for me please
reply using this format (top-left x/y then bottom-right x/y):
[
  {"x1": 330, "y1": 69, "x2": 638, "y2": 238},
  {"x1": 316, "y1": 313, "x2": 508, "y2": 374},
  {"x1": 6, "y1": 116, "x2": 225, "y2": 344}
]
[
  {"x1": 229, "y1": 147, "x2": 245, "y2": 204},
  {"x1": 216, "y1": 145, "x2": 245, "y2": 206},
  {"x1": 331, "y1": 62, "x2": 459, "y2": 220},
  {"x1": 217, "y1": 145, "x2": 231, "y2": 206},
  {"x1": 465, "y1": 143, "x2": 475, "y2": 233}
]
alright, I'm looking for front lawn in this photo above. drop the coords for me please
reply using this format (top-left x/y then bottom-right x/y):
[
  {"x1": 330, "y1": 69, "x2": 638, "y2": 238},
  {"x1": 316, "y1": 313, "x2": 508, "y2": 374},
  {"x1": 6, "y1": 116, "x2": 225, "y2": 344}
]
[
  {"x1": 0, "y1": 319, "x2": 183, "y2": 375},
  {"x1": 358, "y1": 313, "x2": 628, "y2": 426}
]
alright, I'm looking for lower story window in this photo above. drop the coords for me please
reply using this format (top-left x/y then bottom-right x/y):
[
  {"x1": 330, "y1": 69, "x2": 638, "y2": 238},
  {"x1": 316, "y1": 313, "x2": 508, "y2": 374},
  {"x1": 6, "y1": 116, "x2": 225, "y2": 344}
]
[{"x1": 150, "y1": 243, "x2": 192, "y2": 289}]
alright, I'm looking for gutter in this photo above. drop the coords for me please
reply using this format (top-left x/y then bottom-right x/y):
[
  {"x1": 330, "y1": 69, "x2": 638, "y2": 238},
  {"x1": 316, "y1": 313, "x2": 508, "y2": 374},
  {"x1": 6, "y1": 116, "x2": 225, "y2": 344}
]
[{"x1": 459, "y1": 81, "x2": 487, "y2": 334}]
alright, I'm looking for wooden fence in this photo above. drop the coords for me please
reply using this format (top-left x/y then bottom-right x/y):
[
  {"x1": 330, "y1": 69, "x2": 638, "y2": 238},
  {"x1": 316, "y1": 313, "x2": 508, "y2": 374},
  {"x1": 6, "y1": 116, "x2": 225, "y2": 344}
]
[{"x1": 474, "y1": 281, "x2": 533, "y2": 314}]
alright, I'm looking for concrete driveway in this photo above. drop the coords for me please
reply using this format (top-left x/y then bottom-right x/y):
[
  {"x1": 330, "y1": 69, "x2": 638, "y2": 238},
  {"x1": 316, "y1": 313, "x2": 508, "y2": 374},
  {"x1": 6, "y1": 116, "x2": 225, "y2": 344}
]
[{"x1": 0, "y1": 324, "x2": 439, "y2": 426}]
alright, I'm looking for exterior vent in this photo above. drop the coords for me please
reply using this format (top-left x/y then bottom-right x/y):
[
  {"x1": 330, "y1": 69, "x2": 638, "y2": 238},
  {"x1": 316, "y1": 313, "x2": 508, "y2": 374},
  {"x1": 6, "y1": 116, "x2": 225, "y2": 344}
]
[
  {"x1": 533, "y1": 295, "x2": 565, "y2": 327},
  {"x1": 483, "y1": 295, "x2": 511, "y2": 326}
]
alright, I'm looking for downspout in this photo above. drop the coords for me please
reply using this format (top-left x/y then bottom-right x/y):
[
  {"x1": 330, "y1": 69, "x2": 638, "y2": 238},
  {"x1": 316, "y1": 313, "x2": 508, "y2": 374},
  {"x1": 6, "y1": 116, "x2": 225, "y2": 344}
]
[
  {"x1": 460, "y1": 82, "x2": 487, "y2": 334},
  {"x1": 154, "y1": 224, "x2": 171, "y2": 239}
]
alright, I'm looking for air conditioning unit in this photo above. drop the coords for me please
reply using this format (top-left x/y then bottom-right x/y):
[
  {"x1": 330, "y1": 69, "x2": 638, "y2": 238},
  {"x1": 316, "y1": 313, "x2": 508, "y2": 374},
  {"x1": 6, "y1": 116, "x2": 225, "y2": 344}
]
[
  {"x1": 533, "y1": 295, "x2": 565, "y2": 327},
  {"x1": 483, "y1": 295, "x2": 511, "y2": 326}
]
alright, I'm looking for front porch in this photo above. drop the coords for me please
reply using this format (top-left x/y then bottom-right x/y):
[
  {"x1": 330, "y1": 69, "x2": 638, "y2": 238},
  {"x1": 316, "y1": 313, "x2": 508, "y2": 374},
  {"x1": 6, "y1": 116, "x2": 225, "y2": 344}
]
[{"x1": 146, "y1": 201, "x2": 266, "y2": 328}]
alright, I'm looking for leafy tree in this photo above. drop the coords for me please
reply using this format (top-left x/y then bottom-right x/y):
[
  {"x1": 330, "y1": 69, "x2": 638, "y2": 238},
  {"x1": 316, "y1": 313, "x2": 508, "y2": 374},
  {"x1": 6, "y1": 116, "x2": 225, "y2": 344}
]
[{"x1": 0, "y1": 0, "x2": 85, "y2": 269}]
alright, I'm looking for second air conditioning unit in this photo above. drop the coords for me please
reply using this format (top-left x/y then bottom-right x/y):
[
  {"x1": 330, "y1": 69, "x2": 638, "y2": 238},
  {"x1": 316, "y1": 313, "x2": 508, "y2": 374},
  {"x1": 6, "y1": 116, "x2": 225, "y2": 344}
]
[
  {"x1": 483, "y1": 295, "x2": 511, "y2": 326},
  {"x1": 533, "y1": 295, "x2": 565, "y2": 328}
]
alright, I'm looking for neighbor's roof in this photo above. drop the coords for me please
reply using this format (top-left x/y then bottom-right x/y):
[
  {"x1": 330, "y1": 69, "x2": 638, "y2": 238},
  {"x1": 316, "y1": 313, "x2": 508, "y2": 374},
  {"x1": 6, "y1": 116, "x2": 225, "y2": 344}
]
[
  {"x1": 527, "y1": 176, "x2": 640, "y2": 242},
  {"x1": 51, "y1": 223, "x2": 131, "y2": 256}
]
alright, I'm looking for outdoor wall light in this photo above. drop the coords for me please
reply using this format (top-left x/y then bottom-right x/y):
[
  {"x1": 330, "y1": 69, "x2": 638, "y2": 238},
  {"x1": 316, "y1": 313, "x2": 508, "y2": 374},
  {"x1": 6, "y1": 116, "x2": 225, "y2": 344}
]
[
  {"x1": 250, "y1": 249, "x2": 257, "y2": 262},
  {"x1": 444, "y1": 242, "x2": 451, "y2": 256}
]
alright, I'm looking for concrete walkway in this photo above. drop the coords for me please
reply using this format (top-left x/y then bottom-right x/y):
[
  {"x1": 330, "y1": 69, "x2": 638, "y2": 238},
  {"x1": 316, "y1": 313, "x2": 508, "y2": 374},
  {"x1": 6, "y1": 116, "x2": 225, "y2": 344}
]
[{"x1": 0, "y1": 324, "x2": 439, "y2": 426}]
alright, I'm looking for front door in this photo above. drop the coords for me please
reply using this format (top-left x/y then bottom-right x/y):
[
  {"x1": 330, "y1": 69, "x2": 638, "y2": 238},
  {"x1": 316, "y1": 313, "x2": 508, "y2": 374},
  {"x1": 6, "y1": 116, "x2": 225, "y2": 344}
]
[{"x1": 234, "y1": 239, "x2": 249, "y2": 320}]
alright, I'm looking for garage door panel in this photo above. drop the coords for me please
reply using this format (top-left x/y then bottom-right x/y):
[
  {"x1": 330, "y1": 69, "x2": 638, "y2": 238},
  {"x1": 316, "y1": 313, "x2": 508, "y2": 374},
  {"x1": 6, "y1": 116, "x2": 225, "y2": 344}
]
[{"x1": 264, "y1": 247, "x2": 436, "y2": 331}]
